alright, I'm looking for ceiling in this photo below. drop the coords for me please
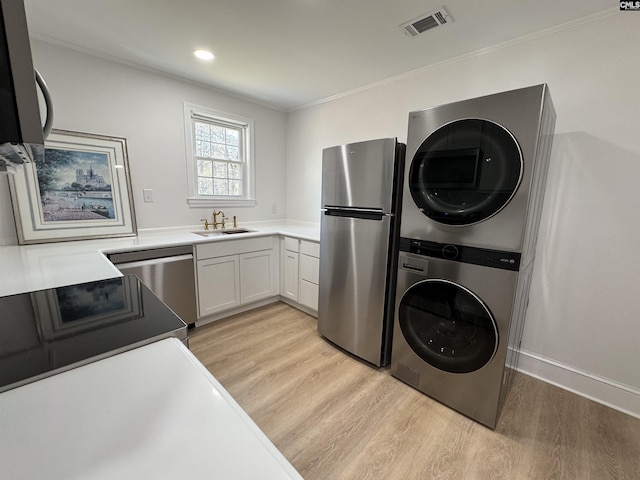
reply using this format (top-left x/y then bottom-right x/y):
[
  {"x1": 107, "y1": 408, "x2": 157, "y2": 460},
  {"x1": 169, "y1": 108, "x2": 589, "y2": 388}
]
[{"x1": 24, "y1": 0, "x2": 612, "y2": 111}]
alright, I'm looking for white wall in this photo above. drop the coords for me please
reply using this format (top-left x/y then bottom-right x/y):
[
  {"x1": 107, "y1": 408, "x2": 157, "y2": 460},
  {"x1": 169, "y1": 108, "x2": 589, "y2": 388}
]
[
  {"x1": 0, "y1": 39, "x2": 287, "y2": 244},
  {"x1": 286, "y1": 11, "x2": 640, "y2": 416}
]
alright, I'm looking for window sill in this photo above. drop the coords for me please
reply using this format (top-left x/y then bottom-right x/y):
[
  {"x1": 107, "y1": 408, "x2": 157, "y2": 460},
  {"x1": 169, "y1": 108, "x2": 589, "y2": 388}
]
[{"x1": 187, "y1": 197, "x2": 257, "y2": 208}]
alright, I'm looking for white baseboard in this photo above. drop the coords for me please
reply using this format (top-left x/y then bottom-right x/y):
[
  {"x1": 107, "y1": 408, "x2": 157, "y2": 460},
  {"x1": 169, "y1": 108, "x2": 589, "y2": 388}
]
[
  {"x1": 516, "y1": 349, "x2": 640, "y2": 419},
  {"x1": 194, "y1": 296, "x2": 317, "y2": 328},
  {"x1": 195, "y1": 297, "x2": 280, "y2": 327},
  {"x1": 279, "y1": 296, "x2": 318, "y2": 318}
]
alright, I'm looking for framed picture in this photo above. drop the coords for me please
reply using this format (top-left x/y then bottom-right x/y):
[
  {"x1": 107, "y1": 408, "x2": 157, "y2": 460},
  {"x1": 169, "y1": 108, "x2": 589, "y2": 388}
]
[{"x1": 9, "y1": 130, "x2": 137, "y2": 244}]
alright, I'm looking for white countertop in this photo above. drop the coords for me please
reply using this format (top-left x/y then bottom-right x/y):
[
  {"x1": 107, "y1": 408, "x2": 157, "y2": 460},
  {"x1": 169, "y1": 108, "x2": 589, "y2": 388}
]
[
  {"x1": 0, "y1": 220, "x2": 319, "y2": 297},
  {"x1": 0, "y1": 338, "x2": 303, "y2": 480}
]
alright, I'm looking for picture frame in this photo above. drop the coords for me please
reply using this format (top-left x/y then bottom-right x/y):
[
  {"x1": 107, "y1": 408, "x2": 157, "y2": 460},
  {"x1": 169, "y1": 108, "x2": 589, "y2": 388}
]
[{"x1": 8, "y1": 129, "x2": 137, "y2": 244}]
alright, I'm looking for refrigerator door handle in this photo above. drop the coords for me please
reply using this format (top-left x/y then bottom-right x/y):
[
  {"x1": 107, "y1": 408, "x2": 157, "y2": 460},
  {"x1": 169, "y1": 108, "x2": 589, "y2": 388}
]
[{"x1": 323, "y1": 206, "x2": 387, "y2": 220}]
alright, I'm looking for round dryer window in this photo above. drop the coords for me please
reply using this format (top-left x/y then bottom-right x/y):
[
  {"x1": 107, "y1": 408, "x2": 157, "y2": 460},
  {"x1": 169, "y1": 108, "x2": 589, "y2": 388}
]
[
  {"x1": 398, "y1": 279, "x2": 498, "y2": 374},
  {"x1": 409, "y1": 119, "x2": 523, "y2": 225}
]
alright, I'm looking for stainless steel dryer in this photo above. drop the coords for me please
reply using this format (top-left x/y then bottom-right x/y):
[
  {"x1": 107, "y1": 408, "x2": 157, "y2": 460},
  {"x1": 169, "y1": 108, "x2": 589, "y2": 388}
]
[
  {"x1": 390, "y1": 238, "x2": 535, "y2": 429},
  {"x1": 401, "y1": 84, "x2": 556, "y2": 266}
]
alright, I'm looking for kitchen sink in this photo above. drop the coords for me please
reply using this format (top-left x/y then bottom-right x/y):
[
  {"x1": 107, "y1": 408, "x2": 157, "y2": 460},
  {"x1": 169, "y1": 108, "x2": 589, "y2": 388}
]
[
  {"x1": 193, "y1": 228, "x2": 254, "y2": 237},
  {"x1": 221, "y1": 228, "x2": 254, "y2": 235}
]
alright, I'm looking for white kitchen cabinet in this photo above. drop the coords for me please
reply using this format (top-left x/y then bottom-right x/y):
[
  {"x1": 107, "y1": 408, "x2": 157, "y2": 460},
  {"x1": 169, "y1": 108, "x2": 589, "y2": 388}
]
[
  {"x1": 196, "y1": 254, "x2": 241, "y2": 316},
  {"x1": 240, "y1": 250, "x2": 278, "y2": 304},
  {"x1": 282, "y1": 250, "x2": 299, "y2": 301},
  {"x1": 282, "y1": 236, "x2": 299, "y2": 302},
  {"x1": 195, "y1": 236, "x2": 279, "y2": 321},
  {"x1": 280, "y1": 237, "x2": 319, "y2": 314},
  {"x1": 283, "y1": 236, "x2": 299, "y2": 253},
  {"x1": 300, "y1": 239, "x2": 320, "y2": 259},
  {"x1": 299, "y1": 279, "x2": 319, "y2": 311},
  {"x1": 298, "y1": 240, "x2": 320, "y2": 311},
  {"x1": 299, "y1": 250, "x2": 319, "y2": 283}
]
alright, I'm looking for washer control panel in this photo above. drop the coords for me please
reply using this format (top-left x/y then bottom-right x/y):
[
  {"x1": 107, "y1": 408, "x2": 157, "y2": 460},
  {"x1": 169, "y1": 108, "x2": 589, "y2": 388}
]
[{"x1": 399, "y1": 237, "x2": 521, "y2": 271}]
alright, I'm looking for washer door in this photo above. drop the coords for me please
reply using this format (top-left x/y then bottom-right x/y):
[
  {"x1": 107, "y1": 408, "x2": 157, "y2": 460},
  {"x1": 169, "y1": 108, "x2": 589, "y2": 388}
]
[
  {"x1": 409, "y1": 119, "x2": 522, "y2": 226},
  {"x1": 398, "y1": 279, "x2": 498, "y2": 373}
]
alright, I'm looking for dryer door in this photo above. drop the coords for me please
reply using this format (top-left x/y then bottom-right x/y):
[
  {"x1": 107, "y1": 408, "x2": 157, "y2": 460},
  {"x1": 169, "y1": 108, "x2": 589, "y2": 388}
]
[
  {"x1": 409, "y1": 119, "x2": 522, "y2": 226},
  {"x1": 398, "y1": 279, "x2": 498, "y2": 373}
]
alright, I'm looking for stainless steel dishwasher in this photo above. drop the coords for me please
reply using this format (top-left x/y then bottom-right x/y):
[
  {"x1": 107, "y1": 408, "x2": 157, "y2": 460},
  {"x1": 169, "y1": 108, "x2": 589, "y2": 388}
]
[{"x1": 108, "y1": 245, "x2": 197, "y2": 327}]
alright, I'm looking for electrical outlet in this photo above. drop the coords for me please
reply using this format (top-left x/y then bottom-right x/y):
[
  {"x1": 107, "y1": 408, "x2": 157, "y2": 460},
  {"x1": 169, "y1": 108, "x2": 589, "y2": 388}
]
[
  {"x1": 272, "y1": 203, "x2": 277, "y2": 214},
  {"x1": 143, "y1": 189, "x2": 153, "y2": 203}
]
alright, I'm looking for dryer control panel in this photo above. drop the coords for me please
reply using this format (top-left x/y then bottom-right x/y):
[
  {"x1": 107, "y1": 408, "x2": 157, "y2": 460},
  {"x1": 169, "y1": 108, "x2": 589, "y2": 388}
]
[{"x1": 399, "y1": 237, "x2": 521, "y2": 271}]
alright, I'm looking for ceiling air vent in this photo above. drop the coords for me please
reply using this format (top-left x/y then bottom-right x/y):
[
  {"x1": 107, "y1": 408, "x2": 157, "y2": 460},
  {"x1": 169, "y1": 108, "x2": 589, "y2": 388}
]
[{"x1": 400, "y1": 7, "x2": 453, "y2": 37}]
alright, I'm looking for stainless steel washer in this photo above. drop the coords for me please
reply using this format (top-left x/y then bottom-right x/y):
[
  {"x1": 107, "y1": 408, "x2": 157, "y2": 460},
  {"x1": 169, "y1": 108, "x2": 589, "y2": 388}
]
[
  {"x1": 390, "y1": 239, "x2": 534, "y2": 429},
  {"x1": 392, "y1": 85, "x2": 556, "y2": 429},
  {"x1": 401, "y1": 84, "x2": 556, "y2": 266}
]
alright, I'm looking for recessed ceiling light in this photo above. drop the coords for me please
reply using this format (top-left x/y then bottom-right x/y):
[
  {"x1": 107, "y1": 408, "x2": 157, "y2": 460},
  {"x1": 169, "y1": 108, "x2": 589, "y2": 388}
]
[{"x1": 193, "y1": 49, "x2": 215, "y2": 61}]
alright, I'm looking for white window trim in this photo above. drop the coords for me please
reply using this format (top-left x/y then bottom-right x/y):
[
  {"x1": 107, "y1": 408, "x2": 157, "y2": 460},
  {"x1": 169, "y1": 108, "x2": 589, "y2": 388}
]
[{"x1": 183, "y1": 102, "x2": 256, "y2": 207}]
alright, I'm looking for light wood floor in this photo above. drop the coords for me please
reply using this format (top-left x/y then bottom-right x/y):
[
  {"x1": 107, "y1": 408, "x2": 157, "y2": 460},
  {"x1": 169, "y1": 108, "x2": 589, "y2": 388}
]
[{"x1": 189, "y1": 302, "x2": 640, "y2": 480}]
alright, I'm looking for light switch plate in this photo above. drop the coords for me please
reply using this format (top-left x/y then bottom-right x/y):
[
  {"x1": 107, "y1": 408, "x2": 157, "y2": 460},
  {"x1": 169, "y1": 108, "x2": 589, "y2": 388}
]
[{"x1": 143, "y1": 189, "x2": 153, "y2": 203}]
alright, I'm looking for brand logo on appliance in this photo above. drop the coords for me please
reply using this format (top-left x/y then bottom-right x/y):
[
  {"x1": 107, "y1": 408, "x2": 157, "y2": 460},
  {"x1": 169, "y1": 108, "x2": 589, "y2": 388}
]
[
  {"x1": 500, "y1": 258, "x2": 516, "y2": 264},
  {"x1": 620, "y1": 1, "x2": 640, "y2": 10}
]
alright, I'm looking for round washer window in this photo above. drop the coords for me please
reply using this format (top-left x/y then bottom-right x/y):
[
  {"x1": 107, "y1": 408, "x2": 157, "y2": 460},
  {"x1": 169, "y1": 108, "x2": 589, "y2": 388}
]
[
  {"x1": 409, "y1": 119, "x2": 522, "y2": 226},
  {"x1": 398, "y1": 279, "x2": 498, "y2": 373}
]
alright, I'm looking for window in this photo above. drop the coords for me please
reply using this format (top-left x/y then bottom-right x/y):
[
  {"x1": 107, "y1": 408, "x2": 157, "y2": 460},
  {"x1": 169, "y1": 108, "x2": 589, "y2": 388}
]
[{"x1": 184, "y1": 103, "x2": 255, "y2": 207}]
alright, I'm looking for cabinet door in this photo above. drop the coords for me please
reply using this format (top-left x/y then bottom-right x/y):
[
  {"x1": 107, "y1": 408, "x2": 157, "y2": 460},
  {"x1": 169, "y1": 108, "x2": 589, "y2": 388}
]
[
  {"x1": 282, "y1": 250, "x2": 299, "y2": 301},
  {"x1": 240, "y1": 250, "x2": 276, "y2": 304},
  {"x1": 197, "y1": 255, "x2": 240, "y2": 317}
]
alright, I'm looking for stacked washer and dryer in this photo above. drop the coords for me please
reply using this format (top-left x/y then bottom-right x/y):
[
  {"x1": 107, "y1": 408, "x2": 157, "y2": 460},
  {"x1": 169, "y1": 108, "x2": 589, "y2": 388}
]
[{"x1": 391, "y1": 85, "x2": 556, "y2": 429}]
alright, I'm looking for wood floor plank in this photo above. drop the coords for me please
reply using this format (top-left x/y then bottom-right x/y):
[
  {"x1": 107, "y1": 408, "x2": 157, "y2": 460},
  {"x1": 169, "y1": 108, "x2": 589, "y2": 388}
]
[{"x1": 189, "y1": 302, "x2": 640, "y2": 480}]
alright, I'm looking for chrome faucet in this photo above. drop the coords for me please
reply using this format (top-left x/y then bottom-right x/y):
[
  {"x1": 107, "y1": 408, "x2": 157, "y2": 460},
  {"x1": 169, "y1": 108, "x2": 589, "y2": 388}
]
[{"x1": 213, "y1": 210, "x2": 226, "y2": 230}]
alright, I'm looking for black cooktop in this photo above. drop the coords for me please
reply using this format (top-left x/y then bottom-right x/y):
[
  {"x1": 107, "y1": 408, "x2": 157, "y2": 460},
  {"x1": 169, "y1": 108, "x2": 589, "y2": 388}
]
[{"x1": 0, "y1": 275, "x2": 188, "y2": 393}]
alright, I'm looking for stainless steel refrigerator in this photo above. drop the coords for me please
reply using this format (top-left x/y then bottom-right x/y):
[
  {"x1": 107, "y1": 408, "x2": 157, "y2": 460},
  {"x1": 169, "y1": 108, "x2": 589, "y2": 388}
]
[{"x1": 318, "y1": 138, "x2": 405, "y2": 367}]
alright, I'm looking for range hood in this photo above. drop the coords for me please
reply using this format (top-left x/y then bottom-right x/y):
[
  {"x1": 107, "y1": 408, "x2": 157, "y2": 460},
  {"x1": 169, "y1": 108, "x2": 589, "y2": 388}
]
[{"x1": 0, "y1": 0, "x2": 52, "y2": 173}]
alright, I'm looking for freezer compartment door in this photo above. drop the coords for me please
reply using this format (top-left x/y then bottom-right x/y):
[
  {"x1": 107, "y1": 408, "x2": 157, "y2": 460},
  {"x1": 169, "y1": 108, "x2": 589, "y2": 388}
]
[
  {"x1": 322, "y1": 138, "x2": 398, "y2": 211},
  {"x1": 318, "y1": 213, "x2": 392, "y2": 366}
]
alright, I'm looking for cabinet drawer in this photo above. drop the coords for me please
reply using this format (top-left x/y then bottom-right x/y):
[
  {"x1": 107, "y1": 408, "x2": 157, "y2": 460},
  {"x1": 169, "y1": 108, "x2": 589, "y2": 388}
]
[
  {"x1": 299, "y1": 279, "x2": 318, "y2": 311},
  {"x1": 300, "y1": 240, "x2": 319, "y2": 258},
  {"x1": 284, "y1": 236, "x2": 299, "y2": 253},
  {"x1": 299, "y1": 254, "x2": 319, "y2": 284},
  {"x1": 196, "y1": 236, "x2": 274, "y2": 260}
]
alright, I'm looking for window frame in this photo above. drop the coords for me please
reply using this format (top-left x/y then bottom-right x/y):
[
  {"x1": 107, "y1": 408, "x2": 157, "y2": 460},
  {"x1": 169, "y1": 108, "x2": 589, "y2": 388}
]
[{"x1": 184, "y1": 102, "x2": 256, "y2": 207}]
